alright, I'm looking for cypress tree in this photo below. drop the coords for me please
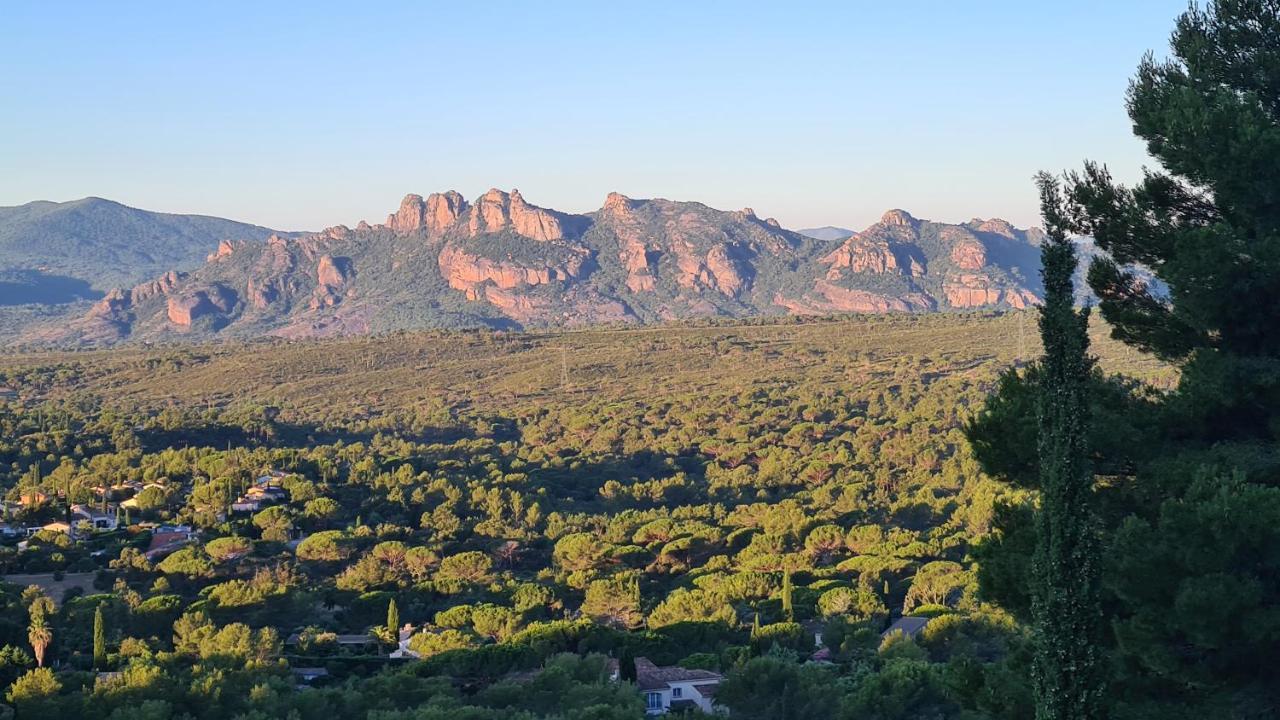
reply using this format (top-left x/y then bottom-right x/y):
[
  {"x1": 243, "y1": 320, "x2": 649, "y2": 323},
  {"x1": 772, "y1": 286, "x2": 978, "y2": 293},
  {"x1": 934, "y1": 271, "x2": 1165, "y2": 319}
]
[
  {"x1": 781, "y1": 570, "x2": 794, "y2": 622},
  {"x1": 93, "y1": 603, "x2": 107, "y2": 670},
  {"x1": 966, "y1": 4, "x2": 1280, "y2": 714},
  {"x1": 1029, "y1": 174, "x2": 1105, "y2": 720},
  {"x1": 619, "y1": 646, "x2": 637, "y2": 682},
  {"x1": 386, "y1": 597, "x2": 400, "y2": 645}
]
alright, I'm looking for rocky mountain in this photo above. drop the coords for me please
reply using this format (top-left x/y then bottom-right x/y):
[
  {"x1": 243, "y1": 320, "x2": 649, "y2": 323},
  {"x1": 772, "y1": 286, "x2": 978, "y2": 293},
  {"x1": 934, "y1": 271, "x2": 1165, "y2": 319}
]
[
  {"x1": 0, "y1": 197, "x2": 290, "y2": 295},
  {"x1": 15, "y1": 189, "x2": 1046, "y2": 345}
]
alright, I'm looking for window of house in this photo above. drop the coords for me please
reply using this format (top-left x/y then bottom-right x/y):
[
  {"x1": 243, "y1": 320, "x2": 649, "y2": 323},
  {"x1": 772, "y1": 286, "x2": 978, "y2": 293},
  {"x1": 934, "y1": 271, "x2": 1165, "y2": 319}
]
[
  {"x1": 672, "y1": 687, "x2": 683, "y2": 699},
  {"x1": 646, "y1": 692, "x2": 662, "y2": 710}
]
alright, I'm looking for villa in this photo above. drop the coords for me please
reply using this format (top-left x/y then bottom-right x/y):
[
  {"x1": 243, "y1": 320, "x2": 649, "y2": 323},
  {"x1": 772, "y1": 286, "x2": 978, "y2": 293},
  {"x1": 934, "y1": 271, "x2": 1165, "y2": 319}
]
[
  {"x1": 635, "y1": 657, "x2": 725, "y2": 715},
  {"x1": 71, "y1": 504, "x2": 119, "y2": 531}
]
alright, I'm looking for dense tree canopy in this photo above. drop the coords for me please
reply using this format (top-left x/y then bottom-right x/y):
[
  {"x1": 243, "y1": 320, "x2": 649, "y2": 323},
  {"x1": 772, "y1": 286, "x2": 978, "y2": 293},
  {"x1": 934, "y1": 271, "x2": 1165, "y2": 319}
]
[{"x1": 968, "y1": 3, "x2": 1280, "y2": 718}]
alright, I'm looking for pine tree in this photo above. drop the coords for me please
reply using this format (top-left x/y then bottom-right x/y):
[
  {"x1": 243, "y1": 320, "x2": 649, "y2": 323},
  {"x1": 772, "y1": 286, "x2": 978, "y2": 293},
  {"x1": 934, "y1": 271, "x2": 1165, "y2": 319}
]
[
  {"x1": 385, "y1": 598, "x2": 400, "y2": 645},
  {"x1": 1030, "y1": 174, "x2": 1105, "y2": 720},
  {"x1": 967, "y1": 4, "x2": 1280, "y2": 715},
  {"x1": 93, "y1": 603, "x2": 106, "y2": 670}
]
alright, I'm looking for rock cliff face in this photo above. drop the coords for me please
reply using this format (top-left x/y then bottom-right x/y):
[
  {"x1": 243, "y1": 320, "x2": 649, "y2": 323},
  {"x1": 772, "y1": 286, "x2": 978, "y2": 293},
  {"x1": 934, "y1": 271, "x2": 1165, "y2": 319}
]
[
  {"x1": 166, "y1": 284, "x2": 235, "y2": 327},
  {"x1": 438, "y1": 243, "x2": 589, "y2": 300},
  {"x1": 30, "y1": 188, "x2": 1046, "y2": 344},
  {"x1": 387, "y1": 191, "x2": 469, "y2": 236},
  {"x1": 465, "y1": 189, "x2": 565, "y2": 241}
]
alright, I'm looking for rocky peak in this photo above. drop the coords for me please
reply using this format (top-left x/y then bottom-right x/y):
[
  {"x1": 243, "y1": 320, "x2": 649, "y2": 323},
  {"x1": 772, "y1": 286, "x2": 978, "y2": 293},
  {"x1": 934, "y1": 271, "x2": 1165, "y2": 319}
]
[
  {"x1": 971, "y1": 217, "x2": 1017, "y2": 239},
  {"x1": 602, "y1": 192, "x2": 634, "y2": 215},
  {"x1": 467, "y1": 188, "x2": 565, "y2": 241},
  {"x1": 880, "y1": 209, "x2": 917, "y2": 227},
  {"x1": 207, "y1": 239, "x2": 245, "y2": 262},
  {"x1": 322, "y1": 225, "x2": 351, "y2": 241},
  {"x1": 425, "y1": 191, "x2": 467, "y2": 236},
  {"x1": 385, "y1": 191, "x2": 468, "y2": 237},
  {"x1": 822, "y1": 235, "x2": 903, "y2": 276},
  {"x1": 387, "y1": 194, "x2": 426, "y2": 234}
]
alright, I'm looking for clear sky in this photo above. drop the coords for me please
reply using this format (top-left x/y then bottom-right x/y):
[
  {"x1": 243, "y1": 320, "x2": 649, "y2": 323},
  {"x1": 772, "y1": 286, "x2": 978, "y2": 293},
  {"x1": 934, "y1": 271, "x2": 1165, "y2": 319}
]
[{"x1": 2, "y1": 1, "x2": 1187, "y2": 232}]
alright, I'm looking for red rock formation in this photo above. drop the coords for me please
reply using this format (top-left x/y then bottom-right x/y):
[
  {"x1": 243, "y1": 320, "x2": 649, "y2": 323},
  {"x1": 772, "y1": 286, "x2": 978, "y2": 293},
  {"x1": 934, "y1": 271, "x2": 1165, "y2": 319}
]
[
  {"x1": 166, "y1": 286, "x2": 234, "y2": 327},
  {"x1": 322, "y1": 225, "x2": 351, "y2": 240},
  {"x1": 130, "y1": 270, "x2": 186, "y2": 305},
  {"x1": 941, "y1": 273, "x2": 1038, "y2": 308},
  {"x1": 207, "y1": 239, "x2": 244, "y2": 262},
  {"x1": 972, "y1": 218, "x2": 1018, "y2": 239},
  {"x1": 310, "y1": 255, "x2": 353, "y2": 309},
  {"x1": 316, "y1": 255, "x2": 350, "y2": 289},
  {"x1": 464, "y1": 188, "x2": 565, "y2": 241},
  {"x1": 482, "y1": 286, "x2": 633, "y2": 326},
  {"x1": 701, "y1": 245, "x2": 746, "y2": 295},
  {"x1": 386, "y1": 192, "x2": 469, "y2": 236},
  {"x1": 246, "y1": 278, "x2": 277, "y2": 308},
  {"x1": 599, "y1": 193, "x2": 658, "y2": 292},
  {"x1": 438, "y1": 244, "x2": 587, "y2": 298},
  {"x1": 387, "y1": 194, "x2": 426, "y2": 233},
  {"x1": 425, "y1": 191, "x2": 467, "y2": 235},
  {"x1": 880, "y1": 209, "x2": 917, "y2": 227},
  {"x1": 509, "y1": 189, "x2": 564, "y2": 241},
  {"x1": 775, "y1": 281, "x2": 935, "y2": 315},
  {"x1": 941, "y1": 227, "x2": 988, "y2": 270},
  {"x1": 822, "y1": 236, "x2": 901, "y2": 277},
  {"x1": 89, "y1": 288, "x2": 129, "y2": 318}
]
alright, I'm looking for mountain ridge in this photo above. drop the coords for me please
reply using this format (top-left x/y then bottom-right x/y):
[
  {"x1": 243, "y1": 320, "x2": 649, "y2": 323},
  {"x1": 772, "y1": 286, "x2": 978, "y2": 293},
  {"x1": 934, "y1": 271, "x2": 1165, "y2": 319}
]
[{"x1": 7, "y1": 188, "x2": 1045, "y2": 345}]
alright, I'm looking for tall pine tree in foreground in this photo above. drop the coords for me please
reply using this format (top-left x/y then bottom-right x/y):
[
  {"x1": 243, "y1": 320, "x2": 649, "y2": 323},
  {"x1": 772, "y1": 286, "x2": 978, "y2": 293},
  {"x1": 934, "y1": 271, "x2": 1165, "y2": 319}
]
[
  {"x1": 1030, "y1": 174, "x2": 1104, "y2": 720},
  {"x1": 968, "y1": 2, "x2": 1280, "y2": 717}
]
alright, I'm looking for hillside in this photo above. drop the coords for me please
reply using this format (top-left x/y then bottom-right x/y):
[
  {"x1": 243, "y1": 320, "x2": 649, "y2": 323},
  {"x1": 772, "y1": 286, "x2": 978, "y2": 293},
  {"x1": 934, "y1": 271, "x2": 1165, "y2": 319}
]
[
  {"x1": 0, "y1": 313, "x2": 1171, "y2": 719},
  {"x1": 0, "y1": 197, "x2": 289, "y2": 293},
  {"x1": 16, "y1": 189, "x2": 1048, "y2": 345}
]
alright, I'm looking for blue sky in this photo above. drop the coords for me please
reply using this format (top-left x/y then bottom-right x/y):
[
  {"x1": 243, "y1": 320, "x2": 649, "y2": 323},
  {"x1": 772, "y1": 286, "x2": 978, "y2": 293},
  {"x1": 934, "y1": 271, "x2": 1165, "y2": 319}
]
[{"x1": 2, "y1": 1, "x2": 1186, "y2": 231}]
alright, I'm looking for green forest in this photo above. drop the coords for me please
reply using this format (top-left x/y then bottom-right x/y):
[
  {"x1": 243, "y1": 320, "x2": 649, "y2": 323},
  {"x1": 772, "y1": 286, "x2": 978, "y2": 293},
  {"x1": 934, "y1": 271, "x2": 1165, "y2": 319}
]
[{"x1": 0, "y1": 312, "x2": 1162, "y2": 720}]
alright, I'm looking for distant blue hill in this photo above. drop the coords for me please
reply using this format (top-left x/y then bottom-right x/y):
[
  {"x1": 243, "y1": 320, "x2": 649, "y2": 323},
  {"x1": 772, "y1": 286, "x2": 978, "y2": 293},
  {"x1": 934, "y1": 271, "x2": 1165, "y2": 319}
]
[
  {"x1": 797, "y1": 226, "x2": 853, "y2": 241},
  {"x1": 0, "y1": 197, "x2": 295, "y2": 291}
]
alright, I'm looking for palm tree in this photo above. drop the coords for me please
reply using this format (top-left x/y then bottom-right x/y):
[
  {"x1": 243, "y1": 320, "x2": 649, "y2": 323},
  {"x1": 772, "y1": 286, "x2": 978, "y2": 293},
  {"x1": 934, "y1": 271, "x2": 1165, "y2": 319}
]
[{"x1": 28, "y1": 599, "x2": 52, "y2": 668}]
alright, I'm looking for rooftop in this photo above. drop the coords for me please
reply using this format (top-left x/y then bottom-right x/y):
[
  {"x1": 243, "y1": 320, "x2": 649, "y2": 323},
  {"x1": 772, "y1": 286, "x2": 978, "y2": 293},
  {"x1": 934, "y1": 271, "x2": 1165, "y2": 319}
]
[
  {"x1": 882, "y1": 616, "x2": 932, "y2": 639},
  {"x1": 634, "y1": 657, "x2": 723, "y2": 691}
]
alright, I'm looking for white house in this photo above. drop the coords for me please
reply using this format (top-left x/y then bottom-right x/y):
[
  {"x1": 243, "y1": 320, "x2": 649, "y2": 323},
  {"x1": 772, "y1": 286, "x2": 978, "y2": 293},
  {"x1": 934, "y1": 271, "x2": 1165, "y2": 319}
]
[
  {"x1": 635, "y1": 657, "x2": 725, "y2": 715},
  {"x1": 71, "y1": 504, "x2": 118, "y2": 531},
  {"x1": 389, "y1": 624, "x2": 418, "y2": 659}
]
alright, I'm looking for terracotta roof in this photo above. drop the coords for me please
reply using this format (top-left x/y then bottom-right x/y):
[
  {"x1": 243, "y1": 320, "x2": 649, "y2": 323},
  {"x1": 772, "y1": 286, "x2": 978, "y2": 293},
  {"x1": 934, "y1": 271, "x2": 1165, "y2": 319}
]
[{"x1": 634, "y1": 657, "x2": 723, "y2": 691}]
